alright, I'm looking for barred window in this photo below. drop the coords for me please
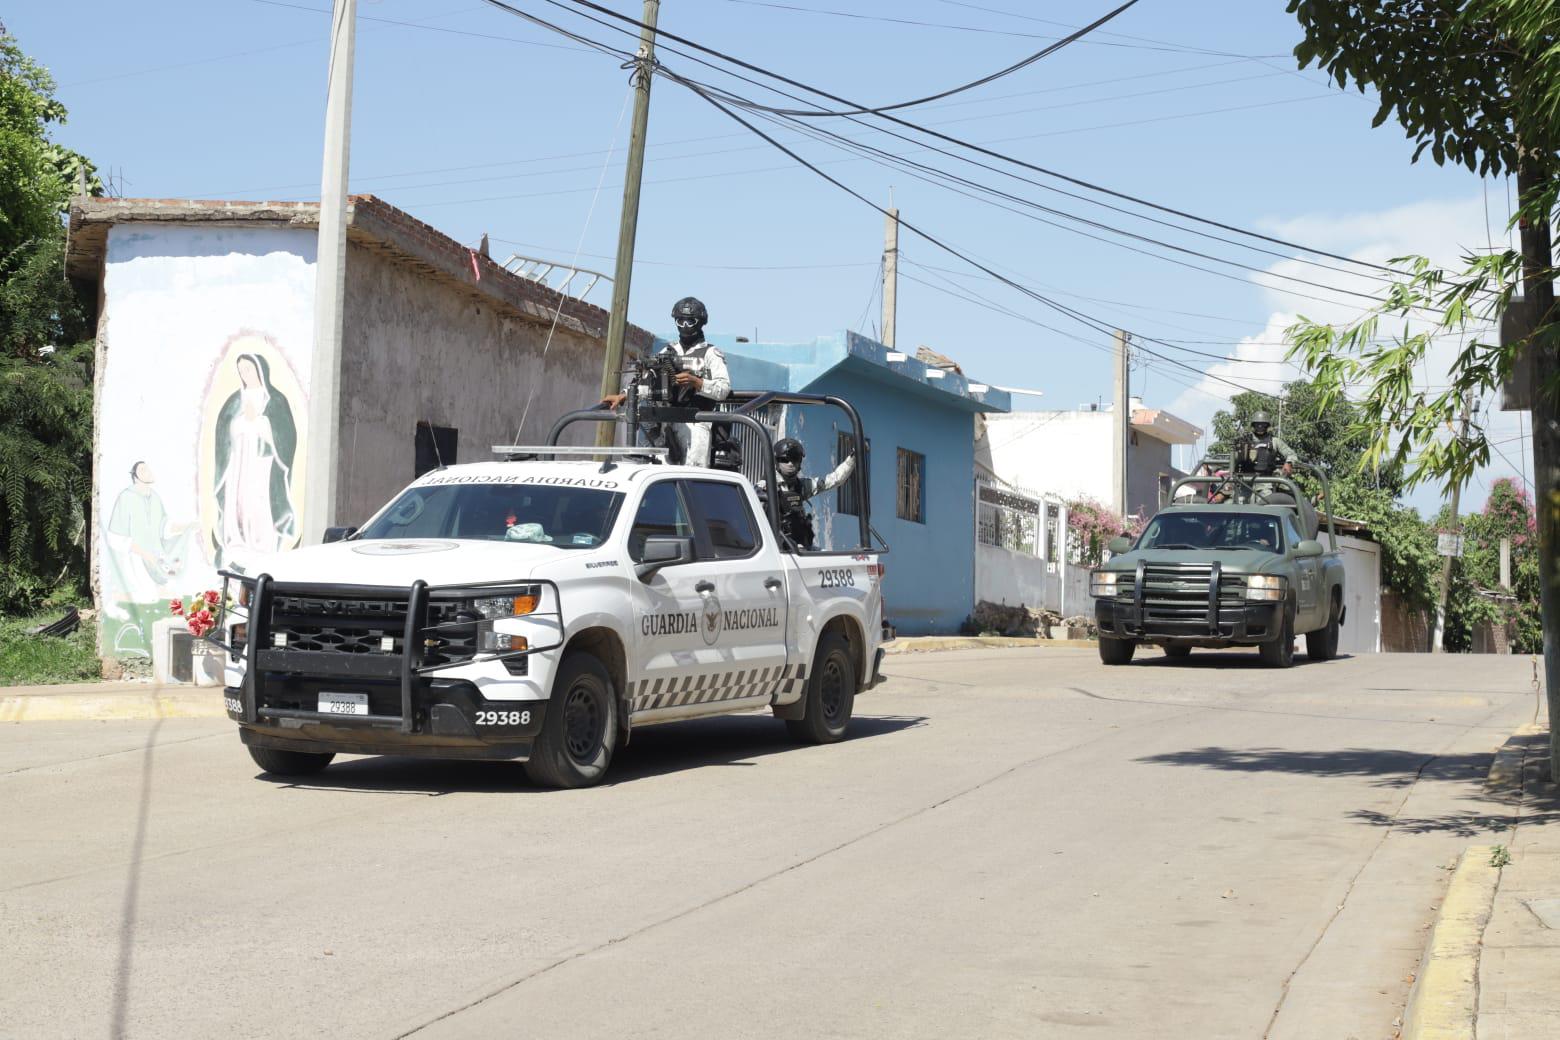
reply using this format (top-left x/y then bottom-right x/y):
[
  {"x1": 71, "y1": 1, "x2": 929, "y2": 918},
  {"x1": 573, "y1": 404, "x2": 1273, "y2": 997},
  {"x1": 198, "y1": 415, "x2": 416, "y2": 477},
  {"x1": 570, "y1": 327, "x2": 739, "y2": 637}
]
[
  {"x1": 896, "y1": 448, "x2": 925, "y2": 524},
  {"x1": 836, "y1": 431, "x2": 861, "y2": 516}
]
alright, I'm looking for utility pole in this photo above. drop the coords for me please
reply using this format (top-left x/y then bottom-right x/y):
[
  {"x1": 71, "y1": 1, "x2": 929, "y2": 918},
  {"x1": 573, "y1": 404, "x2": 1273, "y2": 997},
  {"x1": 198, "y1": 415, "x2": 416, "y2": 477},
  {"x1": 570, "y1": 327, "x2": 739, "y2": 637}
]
[
  {"x1": 1432, "y1": 393, "x2": 1473, "y2": 653},
  {"x1": 302, "y1": 0, "x2": 357, "y2": 541},
  {"x1": 596, "y1": 0, "x2": 661, "y2": 448},
  {"x1": 881, "y1": 204, "x2": 899, "y2": 348},
  {"x1": 1516, "y1": 163, "x2": 1560, "y2": 778},
  {"x1": 1112, "y1": 330, "x2": 1130, "y2": 518}
]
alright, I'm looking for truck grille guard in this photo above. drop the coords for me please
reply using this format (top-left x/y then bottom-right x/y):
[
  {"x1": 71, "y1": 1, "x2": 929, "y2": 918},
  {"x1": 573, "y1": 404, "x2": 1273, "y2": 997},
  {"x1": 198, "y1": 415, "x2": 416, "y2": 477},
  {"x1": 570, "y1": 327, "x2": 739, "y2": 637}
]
[
  {"x1": 1127, "y1": 560, "x2": 1250, "y2": 637},
  {"x1": 204, "y1": 571, "x2": 565, "y2": 734}
]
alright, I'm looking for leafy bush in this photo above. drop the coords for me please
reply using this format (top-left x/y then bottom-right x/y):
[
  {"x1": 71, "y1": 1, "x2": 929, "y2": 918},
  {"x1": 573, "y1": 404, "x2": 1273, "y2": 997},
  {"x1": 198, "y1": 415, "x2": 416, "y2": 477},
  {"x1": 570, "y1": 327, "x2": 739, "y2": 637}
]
[{"x1": 1066, "y1": 497, "x2": 1142, "y2": 565}]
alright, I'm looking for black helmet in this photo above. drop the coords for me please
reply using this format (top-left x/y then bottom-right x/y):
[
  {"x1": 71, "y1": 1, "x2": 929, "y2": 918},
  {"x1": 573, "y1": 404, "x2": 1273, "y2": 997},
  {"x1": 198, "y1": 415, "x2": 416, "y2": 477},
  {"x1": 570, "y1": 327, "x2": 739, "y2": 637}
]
[
  {"x1": 774, "y1": 437, "x2": 805, "y2": 463},
  {"x1": 671, "y1": 296, "x2": 708, "y2": 326}
]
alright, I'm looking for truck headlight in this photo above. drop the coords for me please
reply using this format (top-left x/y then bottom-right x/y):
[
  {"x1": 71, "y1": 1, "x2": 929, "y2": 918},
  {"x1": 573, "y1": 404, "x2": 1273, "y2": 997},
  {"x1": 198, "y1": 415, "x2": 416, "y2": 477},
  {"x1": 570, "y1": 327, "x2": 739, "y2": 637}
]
[
  {"x1": 471, "y1": 586, "x2": 541, "y2": 619},
  {"x1": 1245, "y1": 575, "x2": 1286, "y2": 601},
  {"x1": 1090, "y1": 571, "x2": 1129, "y2": 598}
]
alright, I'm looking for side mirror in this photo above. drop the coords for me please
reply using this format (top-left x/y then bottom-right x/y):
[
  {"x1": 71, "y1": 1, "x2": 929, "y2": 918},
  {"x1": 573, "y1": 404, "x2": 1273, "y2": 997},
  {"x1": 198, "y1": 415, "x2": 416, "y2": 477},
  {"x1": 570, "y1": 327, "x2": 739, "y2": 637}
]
[
  {"x1": 1295, "y1": 539, "x2": 1323, "y2": 558},
  {"x1": 1107, "y1": 535, "x2": 1132, "y2": 555},
  {"x1": 636, "y1": 535, "x2": 694, "y2": 581},
  {"x1": 323, "y1": 525, "x2": 359, "y2": 544}
]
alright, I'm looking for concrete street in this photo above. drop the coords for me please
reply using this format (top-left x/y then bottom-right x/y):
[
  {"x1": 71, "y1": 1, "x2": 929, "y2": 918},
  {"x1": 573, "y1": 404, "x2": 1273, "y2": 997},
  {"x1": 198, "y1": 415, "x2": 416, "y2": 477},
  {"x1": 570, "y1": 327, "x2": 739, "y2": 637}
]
[{"x1": 0, "y1": 649, "x2": 1541, "y2": 1039}]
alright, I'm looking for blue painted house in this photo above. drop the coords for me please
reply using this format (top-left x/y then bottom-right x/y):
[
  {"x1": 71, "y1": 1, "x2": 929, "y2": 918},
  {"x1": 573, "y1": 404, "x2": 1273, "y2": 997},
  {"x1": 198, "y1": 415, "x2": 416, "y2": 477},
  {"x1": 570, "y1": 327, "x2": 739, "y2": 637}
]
[{"x1": 709, "y1": 331, "x2": 1010, "y2": 635}]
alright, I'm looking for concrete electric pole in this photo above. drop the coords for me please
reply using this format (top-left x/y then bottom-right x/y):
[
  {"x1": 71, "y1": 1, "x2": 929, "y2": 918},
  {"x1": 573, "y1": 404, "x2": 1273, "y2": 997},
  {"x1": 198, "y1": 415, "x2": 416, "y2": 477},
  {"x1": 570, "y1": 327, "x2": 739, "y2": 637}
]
[
  {"x1": 302, "y1": 0, "x2": 357, "y2": 542},
  {"x1": 1432, "y1": 393, "x2": 1473, "y2": 653},
  {"x1": 1112, "y1": 330, "x2": 1130, "y2": 518},
  {"x1": 881, "y1": 205, "x2": 899, "y2": 348},
  {"x1": 596, "y1": 0, "x2": 662, "y2": 448}
]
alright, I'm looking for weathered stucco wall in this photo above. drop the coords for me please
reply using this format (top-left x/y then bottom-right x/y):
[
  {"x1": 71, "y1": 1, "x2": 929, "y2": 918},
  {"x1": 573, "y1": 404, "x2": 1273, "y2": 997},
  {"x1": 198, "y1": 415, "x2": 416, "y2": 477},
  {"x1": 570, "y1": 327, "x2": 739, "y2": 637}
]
[{"x1": 335, "y1": 243, "x2": 605, "y2": 525}]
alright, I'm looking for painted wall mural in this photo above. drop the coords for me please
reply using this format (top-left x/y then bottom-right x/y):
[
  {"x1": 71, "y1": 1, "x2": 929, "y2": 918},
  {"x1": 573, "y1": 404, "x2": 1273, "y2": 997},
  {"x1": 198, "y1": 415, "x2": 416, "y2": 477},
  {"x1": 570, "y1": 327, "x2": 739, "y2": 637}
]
[{"x1": 97, "y1": 225, "x2": 316, "y2": 657}]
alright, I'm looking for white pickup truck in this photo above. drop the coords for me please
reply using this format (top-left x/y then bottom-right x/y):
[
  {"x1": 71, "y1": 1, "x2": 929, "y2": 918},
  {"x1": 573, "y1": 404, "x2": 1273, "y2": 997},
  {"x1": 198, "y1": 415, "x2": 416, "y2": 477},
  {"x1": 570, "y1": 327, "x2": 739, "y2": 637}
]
[{"x1": 217, "y1": 396, "x2": 888, "y2": 788}]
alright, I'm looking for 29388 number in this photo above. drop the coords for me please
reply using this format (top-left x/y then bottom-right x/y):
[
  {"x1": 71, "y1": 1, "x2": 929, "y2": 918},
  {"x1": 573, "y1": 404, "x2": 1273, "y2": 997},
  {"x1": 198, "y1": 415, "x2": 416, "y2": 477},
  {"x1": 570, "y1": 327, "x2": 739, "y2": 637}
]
[
  {"x1": 475, "y1": 710, "x2": 531, "y2": 726},
  {"x1": 819, "y1": 568, "x2": 856, "y2": 589}
]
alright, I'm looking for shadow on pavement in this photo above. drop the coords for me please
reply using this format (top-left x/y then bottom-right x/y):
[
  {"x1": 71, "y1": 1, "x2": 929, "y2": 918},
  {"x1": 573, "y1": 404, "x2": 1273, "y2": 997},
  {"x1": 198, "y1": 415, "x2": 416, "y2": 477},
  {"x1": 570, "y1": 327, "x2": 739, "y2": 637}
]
[
  {"x1": 1140, "y1": 741, "x2": 1560, "y2": 834},
  {"x1": 1134, "y1": 652, "x2": 1353, "y2": 669},
  {"x1": 111, "y1": 717, "x2": 164, "y2": 1039},
  {"x1": 258, "y1": 713, "x2": 927, "y2": 795},
  {"x1": 1135, "y1": 745, "x2": 1478, "y2": 787}
]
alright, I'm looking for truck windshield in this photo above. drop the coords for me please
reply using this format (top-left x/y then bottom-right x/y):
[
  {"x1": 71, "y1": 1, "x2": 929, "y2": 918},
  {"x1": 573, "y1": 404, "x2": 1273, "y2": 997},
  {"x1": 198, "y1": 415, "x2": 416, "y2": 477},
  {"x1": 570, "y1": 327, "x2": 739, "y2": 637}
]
[
  {"x1": 1136, "y1": 512, "x2": 1283, "y2": 554},
  {"x1": 357, "y1": 483, "x2": 624, "y2": 547}
]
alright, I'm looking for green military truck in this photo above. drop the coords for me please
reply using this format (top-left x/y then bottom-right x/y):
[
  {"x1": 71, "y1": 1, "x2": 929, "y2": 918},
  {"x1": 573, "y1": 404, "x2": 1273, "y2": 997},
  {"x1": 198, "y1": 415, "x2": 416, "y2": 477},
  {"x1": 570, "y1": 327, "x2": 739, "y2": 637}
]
[{"x1": 1088, "y1": 463, "x2": 1345, "y2": 668}]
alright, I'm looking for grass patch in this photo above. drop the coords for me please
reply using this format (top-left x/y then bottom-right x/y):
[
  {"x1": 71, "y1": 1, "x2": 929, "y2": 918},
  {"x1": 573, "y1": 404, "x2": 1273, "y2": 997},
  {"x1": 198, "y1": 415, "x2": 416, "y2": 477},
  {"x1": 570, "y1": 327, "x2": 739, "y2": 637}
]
[{"x1": 0, "y1": 609, "x2": 100, "y2": 686}]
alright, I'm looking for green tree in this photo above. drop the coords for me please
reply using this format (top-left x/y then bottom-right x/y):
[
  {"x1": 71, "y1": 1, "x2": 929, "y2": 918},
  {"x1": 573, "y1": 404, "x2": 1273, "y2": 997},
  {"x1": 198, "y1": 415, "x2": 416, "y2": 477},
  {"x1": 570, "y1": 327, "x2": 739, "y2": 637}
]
[
  {"x1": 1282, "y1": 0, "x2": 1560, "y2": 776},
  {"x1": 0, "y1": 33, "x2": 99, "y2": 612},
  {"x1": 1208, "y1": 379, "x2": 1404, "y2": 494},
  {"x1": 1443, "y1": 479, "x2": 1543, "y2": 652}
]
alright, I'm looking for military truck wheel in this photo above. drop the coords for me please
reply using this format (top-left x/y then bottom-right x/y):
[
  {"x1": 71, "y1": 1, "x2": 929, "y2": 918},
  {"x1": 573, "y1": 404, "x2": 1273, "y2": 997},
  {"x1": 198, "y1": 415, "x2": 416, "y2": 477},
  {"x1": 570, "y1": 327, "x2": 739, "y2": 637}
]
[
  {"x1": 525, "y1": 651, "x2": 617, "y2": 789},
  {"x1": 248, "y1": 746, "x2": 334, "y2": 776},
  {"x1": 1259, "y1": 609, "x2": 1295, "y2": 668},
  {"x1": 1099, "y1": 636, "x2": 1136, "y2": 665},
  {"x1": 1162, "y1": 645, "x2": 1192, "y2": 659},
  {"x1": 1306, "y1": 592, "x2": 1342, "y2": 661},
  {"x1": 786, "y1": 633, "x2": 856, "y2": 744}
]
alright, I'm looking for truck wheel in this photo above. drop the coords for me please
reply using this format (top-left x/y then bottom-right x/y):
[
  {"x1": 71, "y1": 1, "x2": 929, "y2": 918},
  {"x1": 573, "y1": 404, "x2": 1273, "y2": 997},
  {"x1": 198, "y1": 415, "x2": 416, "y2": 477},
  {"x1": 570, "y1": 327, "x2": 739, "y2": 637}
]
[
  {"x1": 1305, "y1": 593, "x2": 1342, "y2": 661},
  {"x1": 525, "y1": 651, "x2": 617, "y2": 789},
  {"x1": 247, "y1": 746, "x2": 334, "y2": 776},
  {"x1": 786, "y1": 633, "x2": 855, "y2": 744},
  {"x1": 1163, "y1": 645, "x2": 1192, "y2": 659},
  {"x1": 1099, "y1": 636, "x2": 1136, "y2": 665},
  {"x1": 1259, "y1": 609, "x2": 1296, "y2": 668}
]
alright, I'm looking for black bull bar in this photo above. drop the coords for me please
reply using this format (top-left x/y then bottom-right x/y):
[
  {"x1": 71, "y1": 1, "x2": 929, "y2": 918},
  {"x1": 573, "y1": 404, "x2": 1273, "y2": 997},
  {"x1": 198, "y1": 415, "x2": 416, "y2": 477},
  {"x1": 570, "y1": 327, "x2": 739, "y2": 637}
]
[{"x1": 205, "y1": 572, "x2": 564, "y2": 734}]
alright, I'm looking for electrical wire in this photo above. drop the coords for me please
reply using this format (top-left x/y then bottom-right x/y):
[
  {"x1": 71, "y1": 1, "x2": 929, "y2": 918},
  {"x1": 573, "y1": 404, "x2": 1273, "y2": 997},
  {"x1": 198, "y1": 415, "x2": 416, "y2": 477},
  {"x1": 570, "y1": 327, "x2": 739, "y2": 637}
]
[{"x1": 548, "y1": 0, "x2": 1404, "y2": 277}]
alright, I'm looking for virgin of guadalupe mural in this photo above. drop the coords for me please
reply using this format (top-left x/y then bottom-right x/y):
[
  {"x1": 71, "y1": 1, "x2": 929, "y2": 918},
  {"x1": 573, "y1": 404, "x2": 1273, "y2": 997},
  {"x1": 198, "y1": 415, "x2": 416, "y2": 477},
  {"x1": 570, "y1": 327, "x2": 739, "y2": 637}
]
[{"x1": 211, "y1": 350, "x2": 300, "y2": 567}]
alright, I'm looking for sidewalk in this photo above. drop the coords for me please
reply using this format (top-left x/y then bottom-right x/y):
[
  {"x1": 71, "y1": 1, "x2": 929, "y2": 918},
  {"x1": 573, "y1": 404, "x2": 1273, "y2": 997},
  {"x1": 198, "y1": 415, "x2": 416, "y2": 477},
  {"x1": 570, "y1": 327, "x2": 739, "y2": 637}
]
[
  {"x1": 0, "y1": 680, "x2": 224, "y2": 721},
  {"x1": 1477, "y1": 723, "x2": 1560, "y2": 1038},
  {"x1": 1401, "y1": 715, "x2": 1560, "y2": 1038},
  {"x1": 884, "y1": 634, "x2": 1096, "y2": 654}
]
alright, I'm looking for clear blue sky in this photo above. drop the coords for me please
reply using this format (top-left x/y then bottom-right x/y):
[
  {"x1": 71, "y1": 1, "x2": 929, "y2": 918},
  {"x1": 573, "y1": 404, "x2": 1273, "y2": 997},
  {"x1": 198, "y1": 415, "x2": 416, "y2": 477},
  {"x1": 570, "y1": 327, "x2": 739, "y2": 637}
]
[{"x1": 12, "y1": 0, "x2": 1530, "y2": 512}]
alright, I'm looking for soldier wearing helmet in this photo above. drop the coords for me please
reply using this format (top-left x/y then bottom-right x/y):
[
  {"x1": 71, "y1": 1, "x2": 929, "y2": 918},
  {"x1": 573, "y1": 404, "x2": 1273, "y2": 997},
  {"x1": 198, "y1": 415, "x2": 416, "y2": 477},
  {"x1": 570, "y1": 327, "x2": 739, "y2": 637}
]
[
  {"x1": 1234, "y1": 410, "x2": 1296, "y2": 478},
  {"x1": 757, "y1": 436, "x2": 857, "y2": 549},
  {"x1": 601, "y1": 296, "x2": 732, "y2": 466}
]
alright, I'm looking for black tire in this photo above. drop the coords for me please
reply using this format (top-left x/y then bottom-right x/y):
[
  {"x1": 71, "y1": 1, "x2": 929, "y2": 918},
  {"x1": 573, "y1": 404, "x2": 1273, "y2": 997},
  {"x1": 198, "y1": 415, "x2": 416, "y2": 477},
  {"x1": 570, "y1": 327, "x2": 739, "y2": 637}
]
[
  {"x1": 248, "y1": 745, "x2": 334, "y2": 776},
  {"x1": 786, "y1": 633, "x2": 856, "y2": 744},
  {"x1": 1099, "y1": 636, "x2": 1136, "y2": 665},
  {"x1": 1259, "y1": 608, "x2": 1296, "y2": 668},
  {"x1": 525, "y1": 651, "x2": 617, "y2": 789},
  {"x1": 1305, "y1": 593, "x2": 1342, "y2": 661},
  {"x1": 1162, "y1": 645, "x2": 1192, "y2": 659}
]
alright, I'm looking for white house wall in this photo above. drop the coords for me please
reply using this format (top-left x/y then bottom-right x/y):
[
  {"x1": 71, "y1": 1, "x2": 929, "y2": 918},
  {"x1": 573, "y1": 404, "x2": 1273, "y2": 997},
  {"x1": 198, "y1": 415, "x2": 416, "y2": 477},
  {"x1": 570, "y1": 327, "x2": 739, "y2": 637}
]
[
  {"x1": 94, "y1": 224, "x2": 317, "y2": 657},
  {"x1": 1336, "y1": 534, "x2": 1382, "y2": 654}
]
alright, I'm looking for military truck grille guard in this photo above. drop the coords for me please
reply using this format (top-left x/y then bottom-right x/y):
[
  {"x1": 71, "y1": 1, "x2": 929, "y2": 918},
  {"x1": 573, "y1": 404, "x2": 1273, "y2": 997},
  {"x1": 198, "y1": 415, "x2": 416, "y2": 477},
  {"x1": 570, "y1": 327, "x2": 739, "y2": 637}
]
[
  {"x1": 206, "y1": 572, "x2": 564, "y2": 735},
  {"x1": 1128, "y1": 561, "x2": 1250, "y2": 637}
]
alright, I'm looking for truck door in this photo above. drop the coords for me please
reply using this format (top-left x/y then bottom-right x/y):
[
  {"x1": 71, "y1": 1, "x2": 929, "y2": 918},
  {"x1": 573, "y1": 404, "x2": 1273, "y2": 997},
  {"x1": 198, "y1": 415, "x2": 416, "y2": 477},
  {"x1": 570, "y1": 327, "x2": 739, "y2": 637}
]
[
  {"x1": 628, "y1": 479, "x2": 787, "y2": 714},
  {"x1": 680, "y1": 477, "x2": 789, "y2": 675},
  {"x1": 1286, "y1": 513, "x2": 1321, "y2": 624}
]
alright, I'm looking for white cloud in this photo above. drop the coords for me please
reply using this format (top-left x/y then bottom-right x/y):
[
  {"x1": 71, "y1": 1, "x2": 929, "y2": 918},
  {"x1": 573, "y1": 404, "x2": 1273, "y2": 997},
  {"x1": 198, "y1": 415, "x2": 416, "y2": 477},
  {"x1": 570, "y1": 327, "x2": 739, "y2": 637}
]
[{"x1": 1164, "y1": 192, "x2": 1531, "y2": 512}]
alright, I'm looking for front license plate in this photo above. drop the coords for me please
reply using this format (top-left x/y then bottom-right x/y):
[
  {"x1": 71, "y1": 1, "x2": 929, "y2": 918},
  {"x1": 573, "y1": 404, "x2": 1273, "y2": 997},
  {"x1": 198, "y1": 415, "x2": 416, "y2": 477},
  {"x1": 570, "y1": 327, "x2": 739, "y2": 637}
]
[{"x1": 318, "y1": 691, "x2": 369, "y2": 716}]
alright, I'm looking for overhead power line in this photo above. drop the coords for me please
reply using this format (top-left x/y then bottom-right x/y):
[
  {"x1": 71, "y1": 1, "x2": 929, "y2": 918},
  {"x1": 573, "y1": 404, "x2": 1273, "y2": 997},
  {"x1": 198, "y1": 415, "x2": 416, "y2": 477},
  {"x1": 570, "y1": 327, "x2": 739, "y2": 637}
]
[{"x1": 547, "y1": 0, "x2": 1402, "y2": 278}]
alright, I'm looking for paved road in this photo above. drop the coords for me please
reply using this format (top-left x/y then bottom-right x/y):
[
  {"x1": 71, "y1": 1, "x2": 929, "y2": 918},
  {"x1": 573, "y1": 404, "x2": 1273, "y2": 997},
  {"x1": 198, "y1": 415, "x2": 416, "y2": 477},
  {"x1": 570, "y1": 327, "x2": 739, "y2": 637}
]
[{"x1": 0, "y1": 649, "x2": 1541, "y2": 1039}]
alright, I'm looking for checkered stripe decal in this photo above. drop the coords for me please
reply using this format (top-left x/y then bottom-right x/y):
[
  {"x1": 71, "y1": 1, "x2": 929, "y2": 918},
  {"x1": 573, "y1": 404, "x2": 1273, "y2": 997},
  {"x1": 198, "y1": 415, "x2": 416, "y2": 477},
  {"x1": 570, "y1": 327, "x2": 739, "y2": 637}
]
[{"x1": 629, "y1": 663, "x2": 807, "y2": 712}]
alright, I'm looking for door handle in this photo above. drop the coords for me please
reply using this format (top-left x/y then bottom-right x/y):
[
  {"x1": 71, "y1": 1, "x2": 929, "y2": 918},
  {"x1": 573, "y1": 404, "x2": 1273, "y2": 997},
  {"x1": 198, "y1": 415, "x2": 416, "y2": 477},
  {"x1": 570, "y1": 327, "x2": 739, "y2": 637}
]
[
  {"x1": 764, "y1": 576, "x2": 783, "y2": 590},
  {"x1": 694, "y1": 580, "x2": 715, "y2": 594}
]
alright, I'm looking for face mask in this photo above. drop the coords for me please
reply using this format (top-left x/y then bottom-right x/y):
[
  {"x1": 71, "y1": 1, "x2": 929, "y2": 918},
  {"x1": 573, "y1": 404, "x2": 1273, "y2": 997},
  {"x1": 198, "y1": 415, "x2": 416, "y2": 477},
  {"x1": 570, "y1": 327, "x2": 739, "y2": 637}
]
[{"x1": 778, "y1": 461, "x2": 800, "y2": 477}]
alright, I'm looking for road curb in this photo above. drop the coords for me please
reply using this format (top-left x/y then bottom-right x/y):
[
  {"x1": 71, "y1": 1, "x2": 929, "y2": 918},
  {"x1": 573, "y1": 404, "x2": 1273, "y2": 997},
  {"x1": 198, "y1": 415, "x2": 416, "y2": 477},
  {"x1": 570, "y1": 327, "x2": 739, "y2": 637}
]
[
  {"x1": 884, "y1": 636, "x2": 1096, "y2": 654},
  {"x1": 1485, "y1": 722, "x2": 1544, "y2": 797},
  {"x1": 0, "y1": 687, "x2": 225, "y2": 722},
  {"x1": 1400, "y1": 844, "x2": 1502, "y2": 1040}
]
